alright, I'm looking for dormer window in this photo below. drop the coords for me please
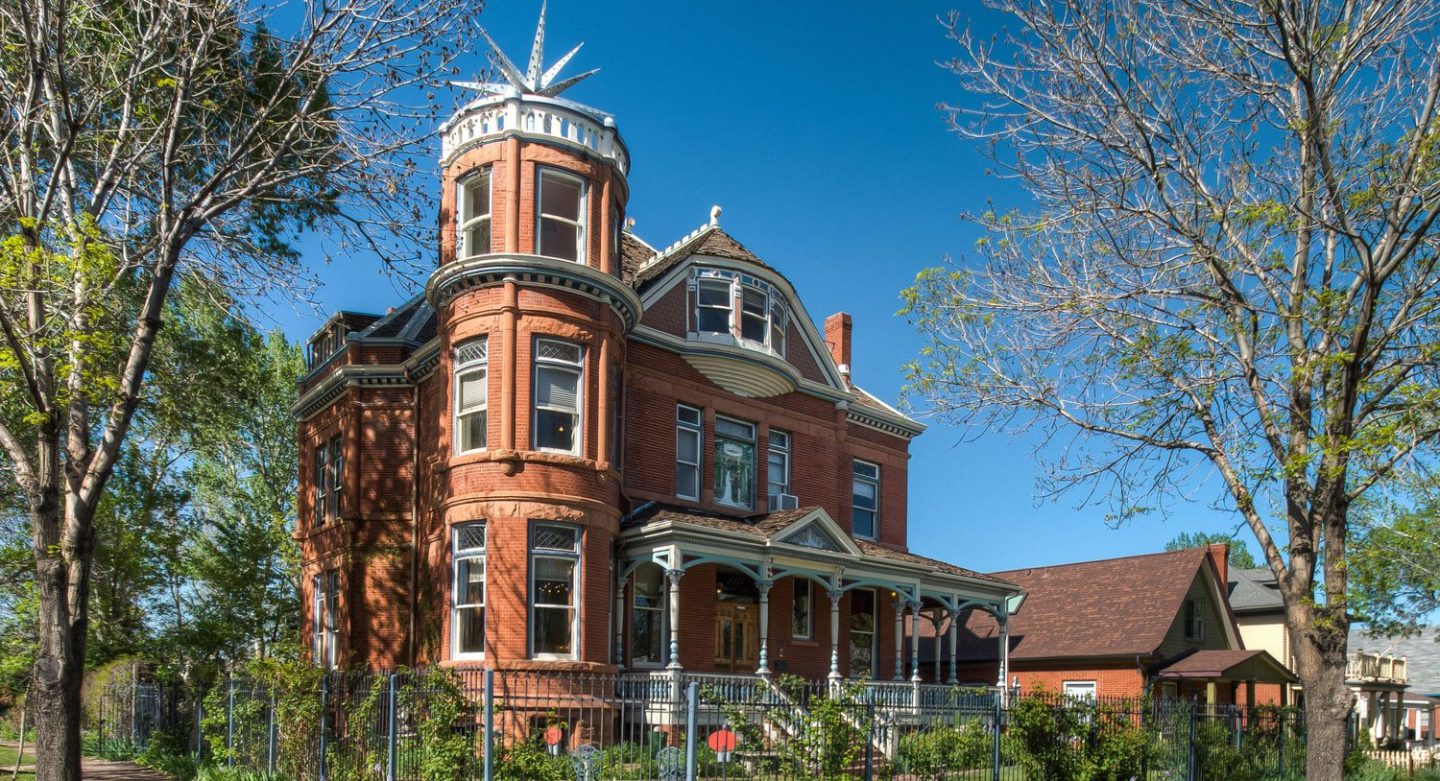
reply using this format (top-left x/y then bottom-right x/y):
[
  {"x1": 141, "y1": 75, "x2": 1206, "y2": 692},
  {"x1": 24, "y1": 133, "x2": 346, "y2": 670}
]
[
  {"x1": 692, "y1": 271, "x2": 789, "y2": 356},
  {"x1": 307, "y1": 324, "x2": 344, "y2": 369},
  {"x1": 458, "y1": 168, "x2": 492, "y2": 259},
  {"x1": 537, "y1": 168, "x2": 586, "y2": 263}
]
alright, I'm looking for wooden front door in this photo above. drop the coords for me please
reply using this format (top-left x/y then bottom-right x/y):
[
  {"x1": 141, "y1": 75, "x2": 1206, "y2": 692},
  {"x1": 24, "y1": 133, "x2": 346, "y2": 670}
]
[{"x1": 714, "y1": 602, "x2": 759, "y2": 671}]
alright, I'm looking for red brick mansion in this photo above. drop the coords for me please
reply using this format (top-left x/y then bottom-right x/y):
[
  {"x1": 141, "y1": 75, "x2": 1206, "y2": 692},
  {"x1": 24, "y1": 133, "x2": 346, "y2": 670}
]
[{"x1": 296, "y1": 9, "x2": 1023, "y2": 686}]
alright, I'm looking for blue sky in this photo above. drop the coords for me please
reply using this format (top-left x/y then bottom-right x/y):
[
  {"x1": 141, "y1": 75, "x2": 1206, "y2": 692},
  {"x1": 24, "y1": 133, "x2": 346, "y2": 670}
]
[{"x1": 266, "y1": 1, "x2": 1258, "y2": 572}]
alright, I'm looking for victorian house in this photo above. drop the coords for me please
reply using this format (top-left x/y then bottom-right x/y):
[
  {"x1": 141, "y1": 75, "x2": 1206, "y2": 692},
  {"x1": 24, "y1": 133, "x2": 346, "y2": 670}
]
[{"x1": 295, "y1": 9, "x2": 1022, "y2": 691}]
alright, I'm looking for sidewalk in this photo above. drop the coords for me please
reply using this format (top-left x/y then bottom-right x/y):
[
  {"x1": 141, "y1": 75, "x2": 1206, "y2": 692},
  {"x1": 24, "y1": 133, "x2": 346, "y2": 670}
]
[{"x1": 3, "y1": 741, "x2": 171, "y2": 781}]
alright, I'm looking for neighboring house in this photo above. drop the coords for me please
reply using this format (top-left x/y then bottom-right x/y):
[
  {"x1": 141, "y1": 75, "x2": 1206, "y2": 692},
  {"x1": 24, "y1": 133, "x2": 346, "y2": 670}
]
[
  {"x1": 937, "y1": 545, "x2": 1293, "y2": 705},
  {"x1": 1228, "y1": 566, "x2": 1303, "y2": 705},
  {"x1": 1348, "y1": 626, "x2": 1439, "y2": 748},
  {"x1": 294, "y1": 9, "x2": 1023, "y2": 688}
]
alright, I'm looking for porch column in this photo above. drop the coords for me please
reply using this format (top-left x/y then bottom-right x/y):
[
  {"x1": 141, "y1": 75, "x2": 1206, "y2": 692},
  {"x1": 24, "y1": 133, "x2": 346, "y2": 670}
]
[
  {"x1": 931, "y1": 611, "x2": 943, "y2": 683},
  {"x1": 827, "y1": 589, "x2": 843, "y2": 681},
  {"x1": 892, "y1": 597, "x2": 905, "y2": 681},
  {"x1": 998, "y1": 607, "x2": 1012, "y2": 705},
  {"x1": 666, "y1": 568, "x2": 684, "y2": 670},
  {"x1": 756, "y1": 579, "x2": 773, "y2": 677},
  {"x1": 909, "y1": 600, "x2": 922, "y2": 683},
  {"x1": 947, "y1": 608, "x2": 959, "y2": 685}
]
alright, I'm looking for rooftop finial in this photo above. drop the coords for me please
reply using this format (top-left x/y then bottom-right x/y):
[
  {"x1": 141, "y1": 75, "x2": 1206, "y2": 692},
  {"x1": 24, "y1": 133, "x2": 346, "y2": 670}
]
[
  {"x1": 453, "y1": 2, "x2": 599, "y2": 98},
  {"x1": 709, "y1": 205, "x2": 722, "y2": 226}
]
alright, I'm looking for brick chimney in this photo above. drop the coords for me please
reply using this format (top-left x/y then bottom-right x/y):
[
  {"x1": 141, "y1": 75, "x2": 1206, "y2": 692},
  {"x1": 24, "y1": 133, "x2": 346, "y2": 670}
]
[
  {"x1": 1206, "y1": 542, "x2": 1229, "y2": 587},
  {"x1": 825, "y1": 312, "x2": 852, "y2": 376}
]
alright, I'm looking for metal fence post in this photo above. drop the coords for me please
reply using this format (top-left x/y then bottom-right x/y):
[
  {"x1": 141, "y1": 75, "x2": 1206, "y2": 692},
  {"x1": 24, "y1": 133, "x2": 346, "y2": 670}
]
[
  {"x1": 685, "y1": 681, "x2": 699, "y2": 781},
  {"x1": 992, "y1": 693, "x2": 1003, "y2": 781},
  {"x1": 863, "y1": 698, "x2": 875, "y2": 781},
  {"x1": 226, "y1": 675, "x2": 235, "y2": 767},
  {"x1": 268, "y1": 687, "x2": 278, "y2": 776},
  {"x1": 386, "y1": 674, "x2": 399, "y2": 781},
  {"x1": 319, "y1": 674, "x2": 330, "y2": 781},
  {"x1": 1186, "y1": 702, "x2": 1198, "y2": 781},
  {"x1": 483, "y1": 669, "x2": 495, "y2": 781}
]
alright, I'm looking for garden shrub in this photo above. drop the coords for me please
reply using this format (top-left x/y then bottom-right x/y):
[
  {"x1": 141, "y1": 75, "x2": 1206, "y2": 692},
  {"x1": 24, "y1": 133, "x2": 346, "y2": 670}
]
[{"x1": 1005, "y1": 689, "x2": 1161, "y2": 781}]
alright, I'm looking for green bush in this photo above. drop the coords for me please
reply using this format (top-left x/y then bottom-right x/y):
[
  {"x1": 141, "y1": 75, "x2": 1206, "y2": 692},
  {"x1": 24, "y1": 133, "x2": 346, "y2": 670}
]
[
  {"x1": 896, "y1": 721, "x2": 992, "y2": 779},
  {"x1": 1005, "y1": 690, "x2": 1161, "y2": 781}
]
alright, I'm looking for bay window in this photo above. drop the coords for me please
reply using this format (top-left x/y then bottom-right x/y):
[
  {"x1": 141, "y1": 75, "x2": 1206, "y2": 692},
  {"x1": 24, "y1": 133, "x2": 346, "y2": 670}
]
[
  {"x1": 454, "y1": 338, "x2": 488, "y2": 453},
  {"x1": 530, "y1": 523, "x2": 581, "y2": 658},
  {"x1": 676, "y1": 405, "x2": 702, "y2": 500},
  {"x1": 533, "y1": 338, "x2": 584, "y2": 454},
  {"x1": 458, "y1": 168, "x2": 491, "y2": 258},
  {"x1": 452, "y1": 523, "x2": 486, "y2": 658},
  {"x1": 692, "y1": 271, "x2": 789, "y2": 355},
  {"x1": 537, "y1": 168, "x2": 586, "y2": 263},
  {"x1": 852, "y1": 459, "x2": 879, "y2": 539},
  {"x1": 714, "y1": 417, "x2": 756, "y2": 509}
]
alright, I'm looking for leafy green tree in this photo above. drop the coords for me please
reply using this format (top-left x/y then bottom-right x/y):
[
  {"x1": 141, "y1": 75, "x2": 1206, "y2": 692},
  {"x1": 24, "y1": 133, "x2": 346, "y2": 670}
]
[
  {"x1": 906, "y1": 3, "x2": 1440, "y2": 779},
  {"x1": 1349, "y1": 478, "x2": 1440, "y2": 636},
  {"x1": 1164, "y1": 532, "x2": 1259, "y2": 569},
  {"x1": 0, "y1": 0, "x2": 470, "y2": 777}
]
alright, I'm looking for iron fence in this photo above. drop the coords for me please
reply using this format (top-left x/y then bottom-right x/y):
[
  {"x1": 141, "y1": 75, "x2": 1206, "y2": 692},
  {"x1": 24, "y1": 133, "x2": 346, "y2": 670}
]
[{"x1": 88, "y1": 668, "x2": 1340, "y2": 781}]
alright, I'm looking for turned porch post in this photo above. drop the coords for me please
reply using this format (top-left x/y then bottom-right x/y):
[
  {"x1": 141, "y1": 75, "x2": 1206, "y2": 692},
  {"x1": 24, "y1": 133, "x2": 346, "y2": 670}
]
[
  {"x1": 998, "y1": 609, "x2": 1011, "y2": 705},
  {"x1": 756, "y1": 579, "x2": 773, "y2": 677},
  {"x1": 932, "y1": 611, "x2": 944, "y2": 684},
  {"x1": 947, "y1": 607, "x2": 959, "y2": 685},
  {"x1": 614, "y1": 567, "x2": 627, "y2": 669},
  {"x1": 892, "y1": 597, "x2": 905, "y2": 681},
  {"x1": 666, "y1": 568, "x2": 684, "y2": 670},
  {"x1": 909, "y1": 600, "x2": 923, "y2": 683},
  {"x1": 828, "y1": 589, "x2": 843, "y2": 681}
]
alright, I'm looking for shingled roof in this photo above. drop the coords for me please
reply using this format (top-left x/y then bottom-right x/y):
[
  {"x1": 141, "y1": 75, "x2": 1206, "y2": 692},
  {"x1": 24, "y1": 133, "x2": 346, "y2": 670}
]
[
  {"x1": 631, "y1": 225, "x2": 776, "y2": 288},
  {"x1": 622, "y1": 503, "x2": 1013, "y2": 587},
  {"x1": 1228, "y1": 567, "x2": 1285, "y2": 614},
  {"x1": 954, "y1": 547, "x2": 1220, "y2": 662}
]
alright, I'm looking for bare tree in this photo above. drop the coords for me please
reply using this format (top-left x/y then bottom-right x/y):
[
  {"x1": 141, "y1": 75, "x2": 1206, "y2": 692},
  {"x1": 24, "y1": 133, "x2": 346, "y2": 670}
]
[
  {"x1": 905, "y1": 2, "x2": 1440, "y2": 778},
  {"x1": 0, "y1": 0, "x2": 471, "y2": 778}
]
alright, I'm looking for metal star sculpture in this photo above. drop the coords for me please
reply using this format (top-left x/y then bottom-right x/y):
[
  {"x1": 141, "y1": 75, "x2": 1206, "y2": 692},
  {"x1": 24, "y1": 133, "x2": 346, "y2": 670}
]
[{"x1": 454, "y1": 2, "x2": 598, "y2": 98}]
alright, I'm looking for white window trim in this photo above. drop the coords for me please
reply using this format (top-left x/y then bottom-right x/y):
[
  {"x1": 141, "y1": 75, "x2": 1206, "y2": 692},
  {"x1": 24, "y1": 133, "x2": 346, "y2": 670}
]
[
  {"x1": 532, "y1": 338, "x2": 585, "y2": 456},
  {"x1": 695, "y1": 278, "x2": 734, "y2": 335},
  {"x1": 453, "y1": 339, "x2": 489, "y2": 455},
  {"x1": 792, "y1": 578, "x2": 813, "y2": 640},
  {"x1": 852, "y1": 459, "x2": 880, "y2": 540},
  {"x1": 314, "y1": 444, "x2": 328, "y2": 526},
  {"x1": 768, "y1": 429, "x2": 791, "y2": 501},
  {"x1": 458, "y1": 169, "x2": 492, "y2": 259},
  {"x1": 1062, "y1": 680, "x2": 1098, "y2": 701},
  {"x1": 529, "y1": 523, "x2": 582, "y2": 660},
  {"x1": 714, "y1": 415, "x2": 757, "y2": 510},
  {"x1": 676, "y1": 405, "x2": 702, "y2": 500},
  {"x1": 536, "y1": 167, "x2": 587, "y2": 264},
  {"x1": 313, "y1": 572, "x2": 338, "y2": 670},
  {"x1": 451, "y1": 524, "x2": 487, "y2": 660}
]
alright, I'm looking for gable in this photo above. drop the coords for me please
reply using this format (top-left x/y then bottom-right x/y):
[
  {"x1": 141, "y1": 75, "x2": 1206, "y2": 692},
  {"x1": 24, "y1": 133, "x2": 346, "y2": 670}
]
[
  {"x1": 774, "y1": 520, "x2": 848, "y2": 553},
  {"x1": 1158, "y1": 566, "x2": 1240, "y2": 657},
  {"x1": 763, "y1": 508, "x2": 863, "y2": 557}
]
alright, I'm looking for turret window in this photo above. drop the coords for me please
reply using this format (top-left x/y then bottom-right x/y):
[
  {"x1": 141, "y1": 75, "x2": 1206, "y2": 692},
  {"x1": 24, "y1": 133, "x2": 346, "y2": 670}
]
[
  {"x1": 454, "y1": 338, "x2": 489, "y2": 453},
  {"x1": 675, "y1": 405, "x2": 702, "y2": 500},
  {"x1": 537, "y1": 168, "x2": 587, "y2": 263},
  {"x1": 692, "y1": 270, "x2": 789, "y2": 356},
  {"x1": 458, "y1": 169, "x2": 492, "y2": 259},
  {"x1": 530, "y1": 522, "x2": 581, "y2": 659},
  {"x1": 533, "y1": 338, "x2": 584, "y2": 454},
  {"x1": 451, "y1": 523, "x2": 486, "y2": 658}
]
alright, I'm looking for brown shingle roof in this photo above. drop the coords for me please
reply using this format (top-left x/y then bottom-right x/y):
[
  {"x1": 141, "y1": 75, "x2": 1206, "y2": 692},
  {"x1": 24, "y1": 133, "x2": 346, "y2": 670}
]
[
  {"x1": 623, "y1": 504, "x2": 1012, "y2": 586},
  {"x1": 1154, "y1": 649, "x2": 1296, "y2": 683},
  {"x1": 619, "y1": 231, "x2": 656, "y2": 284},
  {"x1": 632, "y1": 226, "x2": 778, "y2": 288},
  {"x1": 954, "y1": 548, "x2": 1212, "y2": 662}
]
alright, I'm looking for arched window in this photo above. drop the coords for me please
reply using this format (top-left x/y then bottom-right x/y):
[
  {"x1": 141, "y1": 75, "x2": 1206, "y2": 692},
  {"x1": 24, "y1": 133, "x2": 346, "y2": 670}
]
[
  {"x1": 451, "y1": 523, "x2": 486, "y2": 658},
  {"x1": 454, "y1": 338, "x2": 488, "y2": 453}
]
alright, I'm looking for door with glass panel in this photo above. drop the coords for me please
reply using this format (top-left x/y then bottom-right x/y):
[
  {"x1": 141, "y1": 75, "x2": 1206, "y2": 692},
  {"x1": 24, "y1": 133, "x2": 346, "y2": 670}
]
[
  {"x1": 714, "y1": 602, "x2": 759, "y2": 671},
  {"x1": 849, "y1": 588, "x2": 877, "y2": 678}
]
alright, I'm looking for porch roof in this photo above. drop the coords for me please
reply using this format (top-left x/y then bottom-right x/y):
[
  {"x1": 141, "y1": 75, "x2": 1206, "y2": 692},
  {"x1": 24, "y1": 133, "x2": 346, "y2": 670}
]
[
  {"x1": 620, "y1": 503, "x2": 1019, "y2": 605},
  {"x1": 1154, "y1": 650, "x2": 1297, "y2": 684}
]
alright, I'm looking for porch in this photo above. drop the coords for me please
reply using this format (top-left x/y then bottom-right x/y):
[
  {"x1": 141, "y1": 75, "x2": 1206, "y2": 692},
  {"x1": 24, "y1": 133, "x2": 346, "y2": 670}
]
[{"x1": 615, "y1": 505, "x2": 1025, "y2": 691}]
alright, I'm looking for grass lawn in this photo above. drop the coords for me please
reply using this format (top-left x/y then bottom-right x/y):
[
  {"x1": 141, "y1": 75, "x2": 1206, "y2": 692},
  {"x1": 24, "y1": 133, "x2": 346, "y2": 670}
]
[{"x1": 0, "y1": 742, "x2": 37, "y2": 781}]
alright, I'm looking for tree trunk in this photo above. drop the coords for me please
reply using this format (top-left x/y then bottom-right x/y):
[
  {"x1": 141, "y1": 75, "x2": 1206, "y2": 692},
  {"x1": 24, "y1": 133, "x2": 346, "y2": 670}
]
[
  {"x1": 32, "y1": 511, "x2": 84, "y2": 781},
  {"x1": 1292, "y1": 606, "x2": 1352, "y2": 781}
]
